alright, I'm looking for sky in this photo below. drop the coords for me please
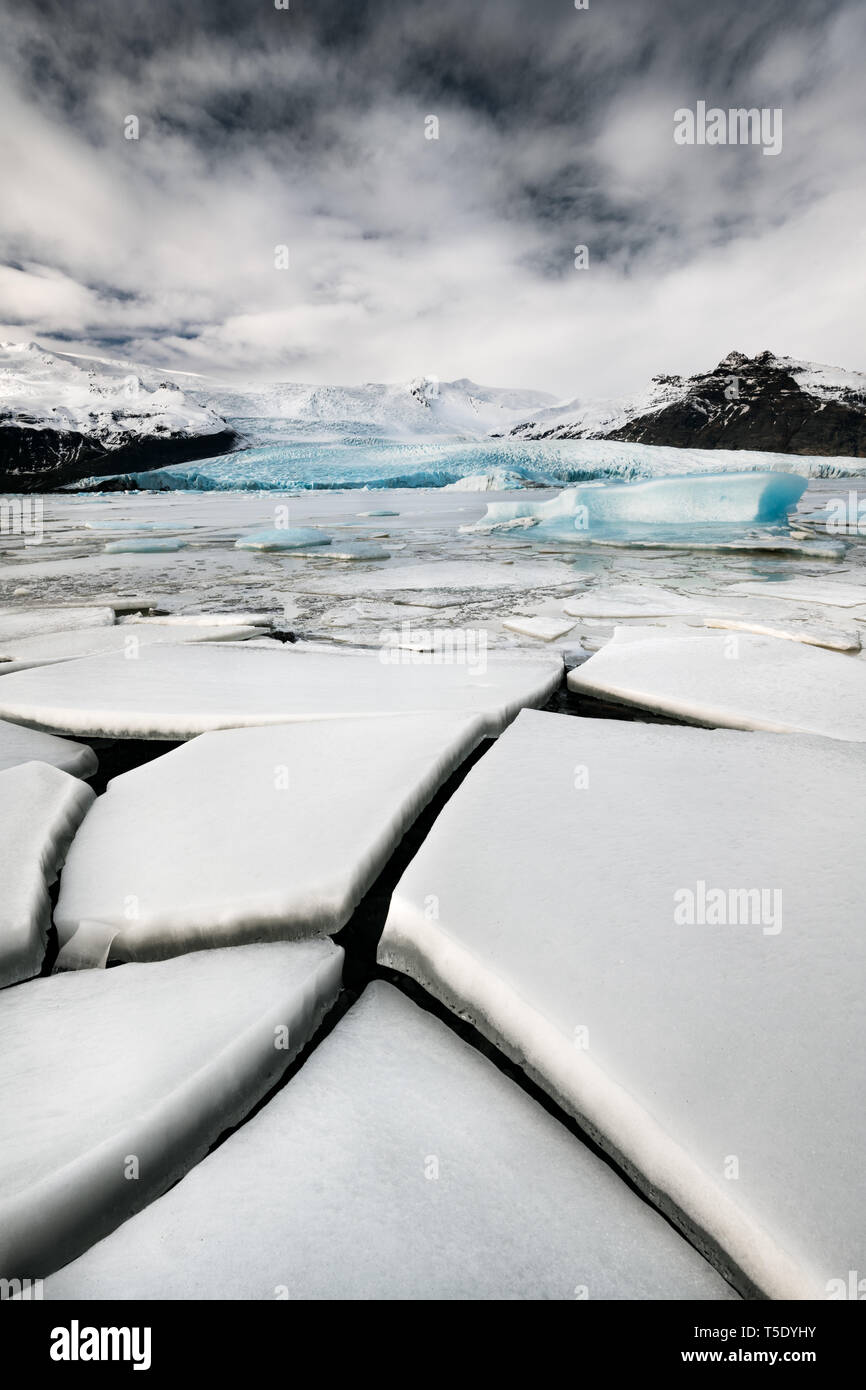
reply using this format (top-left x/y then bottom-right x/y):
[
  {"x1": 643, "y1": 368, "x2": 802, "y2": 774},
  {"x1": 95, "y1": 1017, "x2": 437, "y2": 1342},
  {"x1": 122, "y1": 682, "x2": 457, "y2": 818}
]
[{"x1": 0, "y1": 0, "x2": 864, "y2": 399}]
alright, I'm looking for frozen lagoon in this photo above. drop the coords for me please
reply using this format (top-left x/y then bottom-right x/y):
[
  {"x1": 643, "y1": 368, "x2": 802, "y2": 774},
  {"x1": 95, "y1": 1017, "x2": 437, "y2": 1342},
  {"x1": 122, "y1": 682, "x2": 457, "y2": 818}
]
[{"x1": 0, "y1": 462, "x2": 864, "y2": 1300}]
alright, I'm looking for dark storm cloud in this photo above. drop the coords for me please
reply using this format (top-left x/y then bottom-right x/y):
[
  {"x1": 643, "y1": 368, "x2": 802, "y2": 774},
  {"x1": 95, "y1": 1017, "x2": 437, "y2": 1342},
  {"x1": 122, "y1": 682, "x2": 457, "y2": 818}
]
[{"x1": 0, "y1": 0, "x2": 863, "y2": 393}]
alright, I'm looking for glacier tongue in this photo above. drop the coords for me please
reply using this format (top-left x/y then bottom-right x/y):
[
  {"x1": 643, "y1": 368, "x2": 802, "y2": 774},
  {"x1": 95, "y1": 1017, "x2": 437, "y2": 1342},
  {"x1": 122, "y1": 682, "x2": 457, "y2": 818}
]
[{"x1": 42, "y1": 982, "x2": 734, "y2": 1301}]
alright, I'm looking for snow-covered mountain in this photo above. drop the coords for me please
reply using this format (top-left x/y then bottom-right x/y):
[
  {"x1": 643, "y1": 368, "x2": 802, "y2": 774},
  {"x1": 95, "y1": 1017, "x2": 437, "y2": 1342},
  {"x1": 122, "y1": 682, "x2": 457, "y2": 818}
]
[
  {"x1": 0, "y1": 343, "x2": 558, "y2": 487},
  {"x1": 4, "y1": 341, "x2": 866, "y2": 489},
  {"x1": 511, "y1": 351, "x2": 866, "y2": 457},
  {"x1": 0, "y1": 343, "x2": 236, "y2": 489},
  {"x1": 182, "y1": 375, "x2": 556, "y2": 439}
]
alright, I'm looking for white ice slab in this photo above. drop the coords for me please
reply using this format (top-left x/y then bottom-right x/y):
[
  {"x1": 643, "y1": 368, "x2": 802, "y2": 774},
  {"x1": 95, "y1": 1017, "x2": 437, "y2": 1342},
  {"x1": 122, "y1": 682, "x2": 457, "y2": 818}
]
[
  {"x1": 502, "y1": 615, "x2": 576, "y2": 642},
  {"x1": 567, "y1": 628, "x2": 866, "y2": 740},
  {"x1": 43, "y1": 982, "x2": 734, "y2": 1300},
  {"x1": 726, "y1": 580, "x2": 866, "y2": 609},
  {"x1": 104, "y1": 538, "x2": 187, "y2": 553},
  {"x1": 317, "y1": 542, "x2": 391, "y2": 561},
  {"x1": 121, "y1": 612, "x2": 273, "y2": 627},
  {"x1": 0, "y1": 762, "x2": 94, "y2": 989},
  {"x1": 0, "y1": 607, "x2": 115, "y2": 641},
  {"x1": 0, "y1": 940, "x2": 343, "y2": 1279},
  {"x1": 235, "y1": 527, "x2": 331, "y2": 551},
  {"x1": 0, "y1": 720, "x2": 97, "y2": 777},
  {"x1": 704, "y1": 617, "x2": 860, "y2": 653},
  {"x1": 0, "y1": 624, "x2": 260, "y2": 673},
  {"x1": 379, "y1": 710, "x2": 866, "y2": 1299},
  {"x1": 0, "y1": 643, "x2": 562, "y2": 741},
  {"x1": 563, "y1": 587, "x2": 704, "y2": 619},
  {"x1": 296, "y1": 559, "x2": 579, "y2": 593},
  {"x1": 55, "y1": 713, "x2": 489, "y2": 966}
]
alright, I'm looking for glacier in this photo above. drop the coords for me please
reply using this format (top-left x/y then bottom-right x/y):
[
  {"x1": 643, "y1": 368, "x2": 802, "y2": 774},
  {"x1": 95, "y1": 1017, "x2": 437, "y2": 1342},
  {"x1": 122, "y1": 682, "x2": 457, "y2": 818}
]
[{"x1": 68, "y1": 437, "x2": 866, "y2": 494}]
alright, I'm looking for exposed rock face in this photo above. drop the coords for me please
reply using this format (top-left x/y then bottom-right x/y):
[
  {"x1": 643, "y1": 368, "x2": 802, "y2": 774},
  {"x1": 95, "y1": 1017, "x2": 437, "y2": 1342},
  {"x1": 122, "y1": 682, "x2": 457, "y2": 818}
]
[
  {"x1": 0, "y1": 342, "x2": 238, "y2": 491},
  {"x1": 512, "y1": 351, "x2": 866, "y2": 457},
  {"x1": 0, "y1": 425, "x2": 239, "y2": 492}
]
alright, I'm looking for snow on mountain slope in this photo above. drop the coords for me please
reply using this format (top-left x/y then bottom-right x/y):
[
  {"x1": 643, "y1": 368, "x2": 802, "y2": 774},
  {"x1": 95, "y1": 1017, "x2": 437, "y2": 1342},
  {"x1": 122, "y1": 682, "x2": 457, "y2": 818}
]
[
  {"x1": 182, "y1": 374, "x2": 556, "y2": 439},
  {"x1": 0, "y1": 342, "x2": 226, "y2": 439},
  {"x1": 0, "y1": 343, "x2": 237, "y2": 489},
  {"x1": 512, "y1": 351, "x2": 866, "y2": 457}
]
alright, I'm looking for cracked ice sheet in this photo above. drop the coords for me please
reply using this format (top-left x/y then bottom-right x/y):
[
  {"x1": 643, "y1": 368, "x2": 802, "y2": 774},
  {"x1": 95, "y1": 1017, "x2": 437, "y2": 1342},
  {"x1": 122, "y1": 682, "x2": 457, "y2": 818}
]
[
  {"x1": 43, "y1": 982, "x2": 734, "y2": 1301},
  {"x1": 0, "y1": 642, "x2": 563, "y2": 741},
  {"x1": 0, "y1": 762, "x2": 94, "y2": 989},
  {"x1": 566, "y1": 628, "x2": 866, "y2": 740},
  {"x1": 55, "y1": 713, "x2": 490, "y2": 966},
  {"x1": 0, "y1": 607, "x2": 115, "y2": 640},
  {"x1": 725, "y1": 579, "x2": 866, "y2": 609},
  {"x1": 703, "y1": 617, "x2": 860, "y2": 653},
  {"x1": 502, "y1": 615, "x2": 577, "y2": 642},
  {"x1": 293, "y1": 558, "x2": 580, "y2": 594},
  {"x1": 0, "y1": 940, "x2": 342, "y2": 1280},
  {"x1": 0, "y1": 720, "x2": 97, "y2": 777},
  {"x1": 0, "y1": 623, "x2": 261, "y2": 673},
  {"x1": 378, "y1": 710, "x2": 866, "y2": 1299}
]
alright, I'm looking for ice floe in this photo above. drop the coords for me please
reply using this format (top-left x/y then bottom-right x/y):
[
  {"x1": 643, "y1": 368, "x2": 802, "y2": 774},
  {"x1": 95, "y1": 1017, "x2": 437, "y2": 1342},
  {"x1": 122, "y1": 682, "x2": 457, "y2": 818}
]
[
  {"x1": 42, "y1": 982, "x2": 734, "y2": 1300},
  {"x1": 566, "y1": 628, "x2": 866, "y2": 739},
  {"x1": 0, "y1": 940, "x2": 342, "y2": 1279},
  {"x1": 502, "y1": 615, "x2": 577, "y2": 642},
  {"x1": 0, "y1": 643, "x2": 562, "y2": 740},
  {"x1": 563, "y1": 587, "x2": 705, "y2": 619},
  {"x1": 122, "y1": 612, "x2": 273, "y2": 627},
  {"x1": 0, "y1": 607, "x2": 115, "y2": 641},
  {"x1": 315, "y1": 542, "x2": 391, "y2": 561},
  {"x1": 585, "y1": 534, "x2": 845, "y2": 559},
  {"x1": 104, "y1": 538, "x2": 188, "y2": 554},
  {"x1": 379, "y1": 710, "x2": 866, "y2": 1298},
  {"x1": 0, "y1": 623, "x2": 260, "y2": 673},
  {"x1": 0, "y1": 762, "x2": 93, "y2": 988},
  {"x1": 0, "y1": 720, "x2": 97, "y2": 777},
  {"x1": 295, "y1": 558, "x2": 579, "y2": 594},
  {"x1": 703, "y1": 617, "x2": 860, "y2": 653},
  {"x1": 234, "y1": 527, "x2": 331, "y2": 551},
  {"x1": 726, "y1": 579, "x2": 866, "y2": 608},
  {"x1": 54, "y1": 713, "x2": 489, "y2": 966}
]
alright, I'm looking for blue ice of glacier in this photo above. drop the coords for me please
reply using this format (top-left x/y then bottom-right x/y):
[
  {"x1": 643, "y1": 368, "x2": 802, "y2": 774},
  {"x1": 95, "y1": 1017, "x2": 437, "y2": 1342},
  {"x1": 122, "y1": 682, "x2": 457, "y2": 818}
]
[
  {"x1": 473, "y1": 471, "x2": 808, "y2": 532},
  {"x1": 234, "y1": 527, "x2": 331, "y2": 551}
]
